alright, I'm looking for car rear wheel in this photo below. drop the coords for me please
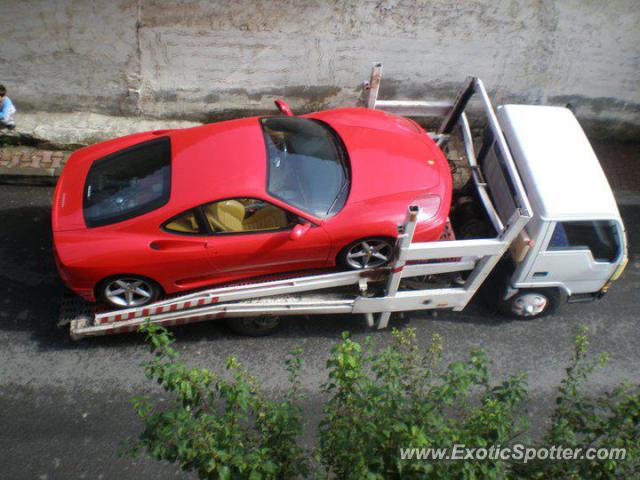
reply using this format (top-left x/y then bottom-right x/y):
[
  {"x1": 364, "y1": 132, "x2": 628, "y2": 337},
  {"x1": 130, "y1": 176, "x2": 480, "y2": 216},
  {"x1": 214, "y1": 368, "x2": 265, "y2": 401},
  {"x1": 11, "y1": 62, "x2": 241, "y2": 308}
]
[
  {"x1": 96, "y1": 276, "x2": 161, "y2": 309},
  {"x1": 338, "y1": 237, "x2": 394, "y2": 269}
]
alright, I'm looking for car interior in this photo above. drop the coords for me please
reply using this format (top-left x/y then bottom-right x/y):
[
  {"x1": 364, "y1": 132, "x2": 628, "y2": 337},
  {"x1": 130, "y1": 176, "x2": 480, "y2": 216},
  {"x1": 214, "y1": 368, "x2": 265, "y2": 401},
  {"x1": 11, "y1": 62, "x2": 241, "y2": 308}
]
[
  {"x1": 164, "y1": 211, "x2": 200, "y2": 233},
  {"x1": 164, "y1": 199, "x2": 294, "y2": 234},
  {"x1": 204, "y1": 200, "x2": 290, "y2": 232}
]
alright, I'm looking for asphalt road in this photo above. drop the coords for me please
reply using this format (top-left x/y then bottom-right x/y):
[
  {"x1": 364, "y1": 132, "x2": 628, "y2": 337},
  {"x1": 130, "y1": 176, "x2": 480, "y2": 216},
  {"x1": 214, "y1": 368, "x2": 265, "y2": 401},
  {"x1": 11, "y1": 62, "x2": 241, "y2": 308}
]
[{"x1": 0, "y1": 184, "x2": 638, "y2": 479}]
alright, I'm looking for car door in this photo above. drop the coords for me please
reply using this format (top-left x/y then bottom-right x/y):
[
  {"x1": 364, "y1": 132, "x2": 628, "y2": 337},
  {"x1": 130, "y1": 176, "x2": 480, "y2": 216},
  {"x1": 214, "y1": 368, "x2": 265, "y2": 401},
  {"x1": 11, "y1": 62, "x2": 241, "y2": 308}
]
[
  {"x1": 147, "y1": 208, "x2": 218, "y2": 287},
  {"x1": 200, "y1": 197, "x2": 331, "y2": 276},
  {"x1": 525, "y1": 220, "x2": 623, "y2": 294}
]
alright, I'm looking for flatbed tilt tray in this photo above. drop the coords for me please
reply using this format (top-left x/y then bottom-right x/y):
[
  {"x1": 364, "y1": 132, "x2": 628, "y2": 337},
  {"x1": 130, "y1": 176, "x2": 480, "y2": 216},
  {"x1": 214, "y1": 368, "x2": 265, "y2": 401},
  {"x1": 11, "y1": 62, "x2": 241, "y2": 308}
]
[{"x1": 62, "y1": 63, "x2": 532, "y2": 339}]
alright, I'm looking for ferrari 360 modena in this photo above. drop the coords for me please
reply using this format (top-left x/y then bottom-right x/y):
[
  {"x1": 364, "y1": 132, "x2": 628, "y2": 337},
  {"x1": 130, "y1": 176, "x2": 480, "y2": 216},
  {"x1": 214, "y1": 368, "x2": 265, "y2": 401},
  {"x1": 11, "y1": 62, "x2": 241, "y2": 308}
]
[{"x1": 52, "y1": 102, "x2": 452, "y2": 309}]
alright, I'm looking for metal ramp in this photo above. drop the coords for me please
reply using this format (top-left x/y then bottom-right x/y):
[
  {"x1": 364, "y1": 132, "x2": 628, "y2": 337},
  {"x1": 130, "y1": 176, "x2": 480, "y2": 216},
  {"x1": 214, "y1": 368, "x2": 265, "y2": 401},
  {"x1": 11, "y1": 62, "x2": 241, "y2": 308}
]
[
  {"x1": 65, "y1": 63, "x2": 532, "y2": 340},
  {"x1": 67, "y1": 206, "x2": 522, "y2": 339},
  {"x1": 69, "y1": 270, "x2": 381, "y2": 339}
]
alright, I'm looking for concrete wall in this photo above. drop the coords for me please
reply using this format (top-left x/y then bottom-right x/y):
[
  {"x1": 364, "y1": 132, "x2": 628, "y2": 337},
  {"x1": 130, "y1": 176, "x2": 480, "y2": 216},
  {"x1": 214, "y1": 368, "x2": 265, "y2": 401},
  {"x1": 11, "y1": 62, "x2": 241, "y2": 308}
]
[{"x1": 1, "y1": 0, "x2": 639, "y2": 141}]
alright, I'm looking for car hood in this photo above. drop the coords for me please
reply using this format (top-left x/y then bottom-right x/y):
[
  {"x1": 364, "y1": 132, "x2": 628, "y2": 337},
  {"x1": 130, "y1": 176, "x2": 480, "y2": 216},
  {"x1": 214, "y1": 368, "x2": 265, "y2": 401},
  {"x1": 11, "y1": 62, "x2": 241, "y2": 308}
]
[{"x1": 310, "y1": 109, "x2": 451, "y2": 205}]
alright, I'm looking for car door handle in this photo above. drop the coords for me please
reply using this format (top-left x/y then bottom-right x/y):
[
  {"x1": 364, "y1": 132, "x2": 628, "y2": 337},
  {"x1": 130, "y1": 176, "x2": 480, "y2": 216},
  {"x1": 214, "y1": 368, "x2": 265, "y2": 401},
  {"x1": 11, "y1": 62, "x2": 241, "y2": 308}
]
[
  {"x1": 150, "y1": 240, "x2": 208, "y2": 251},
  {"x1": 533, "y1": 271, "x2": 549, "y2": 278}
]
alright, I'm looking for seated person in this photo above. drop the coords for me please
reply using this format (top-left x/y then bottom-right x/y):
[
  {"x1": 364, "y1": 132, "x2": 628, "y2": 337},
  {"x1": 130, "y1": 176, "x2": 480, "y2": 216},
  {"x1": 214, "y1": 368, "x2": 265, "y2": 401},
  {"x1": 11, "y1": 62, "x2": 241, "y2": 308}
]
[{"x1": 0, "y1": 85, "x2": 16, "y2": 130}]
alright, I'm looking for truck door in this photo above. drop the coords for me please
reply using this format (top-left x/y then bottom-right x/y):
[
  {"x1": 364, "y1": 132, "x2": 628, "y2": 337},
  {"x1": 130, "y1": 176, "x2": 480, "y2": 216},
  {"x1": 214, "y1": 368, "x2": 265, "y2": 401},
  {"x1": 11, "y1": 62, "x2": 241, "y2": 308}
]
[{"x1": 525, "y1": 220, "x2": 622, "y2": 294}]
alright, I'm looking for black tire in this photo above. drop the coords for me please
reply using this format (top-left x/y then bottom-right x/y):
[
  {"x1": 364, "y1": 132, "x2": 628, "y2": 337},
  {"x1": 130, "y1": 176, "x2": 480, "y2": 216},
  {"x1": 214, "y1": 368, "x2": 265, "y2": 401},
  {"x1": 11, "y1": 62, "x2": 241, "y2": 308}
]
[
  {"x1": 226, "y1": 316, "x2": 281, "y2": 337},
  {"x1": 498, "y1": 288, "x2": 563, "y2": 320},
  {"x1": 96, "y1": 275, "x2": 162, "y2": 310},
  {"x1": 479, "y1": 256, "x2": 514, "y2": 312},
  {"x1": 337, "y1": 237, "x2": 394, "y2": 270}
]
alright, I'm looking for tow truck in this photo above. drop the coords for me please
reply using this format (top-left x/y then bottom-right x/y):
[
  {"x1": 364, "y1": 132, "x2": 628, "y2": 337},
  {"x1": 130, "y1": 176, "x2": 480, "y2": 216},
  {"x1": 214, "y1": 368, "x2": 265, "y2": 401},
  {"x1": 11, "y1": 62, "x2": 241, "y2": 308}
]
[{"x1": 61, "y1": 63, "x2": 628, "y2": 339}]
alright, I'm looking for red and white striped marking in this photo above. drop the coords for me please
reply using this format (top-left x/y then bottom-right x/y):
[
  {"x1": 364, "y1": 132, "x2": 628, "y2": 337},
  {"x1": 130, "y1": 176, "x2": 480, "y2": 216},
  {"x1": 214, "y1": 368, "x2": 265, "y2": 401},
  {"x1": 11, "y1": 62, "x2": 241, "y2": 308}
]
[
  {"x1": 96, "y1": 296, "x2": 219, "y2": 324},
  {"x1": 97, "y1": 312, "x2": 227, "y2": 336}
]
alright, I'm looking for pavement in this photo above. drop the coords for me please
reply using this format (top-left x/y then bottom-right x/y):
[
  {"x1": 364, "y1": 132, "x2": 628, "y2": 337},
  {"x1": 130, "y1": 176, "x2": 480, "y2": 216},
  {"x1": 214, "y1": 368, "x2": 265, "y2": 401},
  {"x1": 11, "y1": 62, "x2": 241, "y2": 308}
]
[
  {"x1": 0, "y1": 144, "x2": 639, "y2": 479},
  {"x1": 0, "y1": 145, "x2": 71, "y2": 181},
  {"x1": 1, "y1": 113, "x2": 201, "y2": 150}
]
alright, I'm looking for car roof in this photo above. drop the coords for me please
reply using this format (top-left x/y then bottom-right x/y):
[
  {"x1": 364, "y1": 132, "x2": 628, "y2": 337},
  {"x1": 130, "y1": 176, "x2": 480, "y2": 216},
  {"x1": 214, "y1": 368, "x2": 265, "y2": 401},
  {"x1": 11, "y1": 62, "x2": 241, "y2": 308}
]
[
  {"x1": 54, "y1": 109, "x2": 447, "y2": 232},
  {"x1": 497, "y1": 105, "x2": 620, "y2": 221},
  {"x1": 167, "y1": 110, "x2": 448, "y2": 219},
  {"x1": 167, "y1": 117, "x2": 268, "y2": 213}
]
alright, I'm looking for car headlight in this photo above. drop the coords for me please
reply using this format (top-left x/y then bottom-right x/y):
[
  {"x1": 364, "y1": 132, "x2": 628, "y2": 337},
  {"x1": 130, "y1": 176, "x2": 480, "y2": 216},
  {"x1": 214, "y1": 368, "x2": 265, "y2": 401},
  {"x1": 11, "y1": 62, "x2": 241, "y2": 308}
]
[{"x1": 411, "y1": 194, "x2": 441, "y2": 222}]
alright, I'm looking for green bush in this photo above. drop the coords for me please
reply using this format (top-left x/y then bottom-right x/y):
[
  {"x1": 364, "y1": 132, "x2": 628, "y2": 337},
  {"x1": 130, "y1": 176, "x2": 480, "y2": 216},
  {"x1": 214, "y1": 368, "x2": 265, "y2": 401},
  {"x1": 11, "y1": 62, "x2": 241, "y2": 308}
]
[
  {"x1": 319, "y1": 329, "x2": 527, "y2": 479},
  {"x1": 514, "y1": 327, "x2": 639, "y2": 479},
  {"x1": 128, "y1": 323, "x2": 309, "y2": 479},
  {"x1": 128, "y1": 324, "x2": 638, "y2": 479}
]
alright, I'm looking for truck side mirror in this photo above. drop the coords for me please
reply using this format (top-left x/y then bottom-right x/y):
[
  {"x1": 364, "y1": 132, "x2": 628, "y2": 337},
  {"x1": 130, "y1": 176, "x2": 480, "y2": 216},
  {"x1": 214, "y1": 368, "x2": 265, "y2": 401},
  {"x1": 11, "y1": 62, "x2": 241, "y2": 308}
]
[
  {"x1": 289, "y1": 222, "x2": 311, "y2": 240},
  {"x1": 274, "y1": 99, "x2": 294, "y2": 116}
]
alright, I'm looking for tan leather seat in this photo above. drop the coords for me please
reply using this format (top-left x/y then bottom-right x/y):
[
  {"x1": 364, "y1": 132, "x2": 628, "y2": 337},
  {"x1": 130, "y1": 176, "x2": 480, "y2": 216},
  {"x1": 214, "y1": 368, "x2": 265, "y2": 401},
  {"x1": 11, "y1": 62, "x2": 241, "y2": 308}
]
[
  {"x1": 243, "y1": 206, "x2": 288, "y2": 231},
  {"x1": 165, "y1": 213, "x2": 199, "y2": 233},
  {"x1": 204, "y1": 200, "x2": 245, "y2": 232}
]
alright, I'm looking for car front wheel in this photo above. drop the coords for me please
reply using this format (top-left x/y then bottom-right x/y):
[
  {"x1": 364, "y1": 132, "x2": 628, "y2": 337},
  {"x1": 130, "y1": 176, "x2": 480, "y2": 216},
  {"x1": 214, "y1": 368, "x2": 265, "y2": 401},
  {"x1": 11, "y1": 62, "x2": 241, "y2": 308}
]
[
  {"x1": 96, "y1": 276, "x2": 162, "y2": 309},
  {"x1": 338, "y1": 237, "x2": 394, "y2": 270}
]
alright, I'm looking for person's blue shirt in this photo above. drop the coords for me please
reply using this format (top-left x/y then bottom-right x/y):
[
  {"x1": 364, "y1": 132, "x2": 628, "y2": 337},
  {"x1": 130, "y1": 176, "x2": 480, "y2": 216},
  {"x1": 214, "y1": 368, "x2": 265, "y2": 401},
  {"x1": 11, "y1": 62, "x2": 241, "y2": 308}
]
[{"x1": 1, "y1": 96, "x2": 16, "y2": 126}]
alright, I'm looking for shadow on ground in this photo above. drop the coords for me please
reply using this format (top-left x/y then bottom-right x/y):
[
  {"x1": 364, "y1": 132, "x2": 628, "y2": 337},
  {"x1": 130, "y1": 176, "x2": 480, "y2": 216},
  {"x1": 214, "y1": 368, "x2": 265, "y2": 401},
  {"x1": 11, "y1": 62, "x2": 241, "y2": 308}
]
[{"x1": 0, "y1": 200, "x2": 513, "y2": 352}]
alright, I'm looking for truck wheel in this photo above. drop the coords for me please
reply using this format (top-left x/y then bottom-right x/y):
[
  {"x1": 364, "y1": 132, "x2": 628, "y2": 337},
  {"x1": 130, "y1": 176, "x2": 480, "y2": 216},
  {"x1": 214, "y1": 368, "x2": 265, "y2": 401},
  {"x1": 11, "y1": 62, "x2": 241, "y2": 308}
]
[
  {"x1": 226, "y1": 316, "x2": 281, "y2": 336},
  {"x1": 338, "y1": 237, "x2": 394, "y2": 269},
  {"x1": 499, "y1": 288, "x2": 562, "y2": 320},
  {"x1": 96, "y1": 275, "x2": 162, "y2": 309}
]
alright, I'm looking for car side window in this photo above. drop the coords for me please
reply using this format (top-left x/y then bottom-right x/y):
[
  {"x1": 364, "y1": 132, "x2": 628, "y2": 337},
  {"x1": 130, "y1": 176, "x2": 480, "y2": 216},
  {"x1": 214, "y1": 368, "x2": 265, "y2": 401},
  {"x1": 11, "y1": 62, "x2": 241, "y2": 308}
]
[
  {"x1": 548, "y1": 221, "x2": 620, "y2": 262},
  {"x1": 164, "y1": 209, "x2": 201, "y2": 234},
  {"x1": 202, "y1": 198, "x2": 297, "y2": 234}
]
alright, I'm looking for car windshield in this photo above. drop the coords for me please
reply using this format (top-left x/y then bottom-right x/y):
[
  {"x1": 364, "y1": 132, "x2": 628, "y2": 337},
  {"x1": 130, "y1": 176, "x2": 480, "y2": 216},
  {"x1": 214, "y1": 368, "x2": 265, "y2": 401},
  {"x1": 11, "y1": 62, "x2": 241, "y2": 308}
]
[
  {"x1": 83, "y1": 137, "x2": 171, "y2": 227},
  {"x1": 261, "y1": 117, "x2": 350, "y2": 218}
]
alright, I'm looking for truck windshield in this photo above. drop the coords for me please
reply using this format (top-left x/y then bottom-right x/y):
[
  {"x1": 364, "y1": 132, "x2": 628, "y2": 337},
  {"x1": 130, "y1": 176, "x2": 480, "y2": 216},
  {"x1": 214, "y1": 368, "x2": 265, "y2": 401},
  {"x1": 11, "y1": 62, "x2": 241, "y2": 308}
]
[
  {"x1": 548, "y1": 220, "x2": 621, "y2": 262},
  {"x1": 83, "y1": 137, "x2": 171, "y2": 227},
  {"x1": 261, "y1": 117, "x2": 350, "y2": 218}
]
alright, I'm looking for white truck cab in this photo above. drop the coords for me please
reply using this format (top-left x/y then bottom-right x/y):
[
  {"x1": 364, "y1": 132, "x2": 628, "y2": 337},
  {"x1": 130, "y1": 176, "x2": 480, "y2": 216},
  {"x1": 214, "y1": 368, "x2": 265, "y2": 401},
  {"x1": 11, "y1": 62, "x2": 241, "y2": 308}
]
[{"x1": 490, "y1": 105, "x2": 628, "y2": 315}]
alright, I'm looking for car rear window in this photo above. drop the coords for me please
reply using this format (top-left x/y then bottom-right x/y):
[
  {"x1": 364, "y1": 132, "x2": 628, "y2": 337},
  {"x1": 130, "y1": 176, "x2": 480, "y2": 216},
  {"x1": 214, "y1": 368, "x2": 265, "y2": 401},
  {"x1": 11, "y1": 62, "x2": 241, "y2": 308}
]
[{"x1": 83, "y1": 137, "x2": 171, "y2": 227}]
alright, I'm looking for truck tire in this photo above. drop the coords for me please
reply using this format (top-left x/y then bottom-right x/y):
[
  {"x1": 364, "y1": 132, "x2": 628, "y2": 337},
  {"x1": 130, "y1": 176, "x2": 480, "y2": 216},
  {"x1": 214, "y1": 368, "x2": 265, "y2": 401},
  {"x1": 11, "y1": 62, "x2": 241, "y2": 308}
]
[
  {"x1": 226, "y1": 316, "x2": 281, "y2": 336},
  {"x1": 498, "y1": 288, "x2": 563, "y2": 320}
]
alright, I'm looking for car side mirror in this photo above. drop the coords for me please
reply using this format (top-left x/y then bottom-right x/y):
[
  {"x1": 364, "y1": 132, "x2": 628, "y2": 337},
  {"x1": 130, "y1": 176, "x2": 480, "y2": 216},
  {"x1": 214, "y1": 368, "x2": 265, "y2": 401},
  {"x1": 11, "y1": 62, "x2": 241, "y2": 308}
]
[
  {"x1": 274, "y1": 99, "x2": 294, "y2": 116},
  {"x1": 290, "y1": 222, "x2": 311, "y2": 240}
]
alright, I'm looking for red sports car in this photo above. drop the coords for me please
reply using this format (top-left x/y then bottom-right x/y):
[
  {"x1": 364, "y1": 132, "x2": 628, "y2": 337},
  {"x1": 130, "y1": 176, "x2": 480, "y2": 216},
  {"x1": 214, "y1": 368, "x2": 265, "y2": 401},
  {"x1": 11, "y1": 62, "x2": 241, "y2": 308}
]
[{"x1": 52, "y1": 104, "x2": 452, "y2": 309}]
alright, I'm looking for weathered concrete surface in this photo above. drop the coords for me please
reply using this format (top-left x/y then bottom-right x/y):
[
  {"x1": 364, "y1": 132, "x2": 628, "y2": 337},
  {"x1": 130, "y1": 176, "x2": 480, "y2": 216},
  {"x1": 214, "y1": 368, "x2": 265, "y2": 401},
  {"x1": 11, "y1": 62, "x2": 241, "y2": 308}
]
[
  {"x1": 1, "y1": 0, "x2": 639, "y2": 143},
  {"x1": 0, "y1": 1, "x2": 140, "y2": 115},
  {"x1": 12, "y1": 112, "x2": 201, "y2": 148}
]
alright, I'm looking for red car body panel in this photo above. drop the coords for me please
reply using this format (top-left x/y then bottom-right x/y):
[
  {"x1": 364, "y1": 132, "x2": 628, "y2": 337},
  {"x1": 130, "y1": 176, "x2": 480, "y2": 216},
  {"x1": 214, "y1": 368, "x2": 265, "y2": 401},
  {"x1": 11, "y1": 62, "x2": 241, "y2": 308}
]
[{"x1": 52, "y1": 107, "x2": 452, "y2": 302}]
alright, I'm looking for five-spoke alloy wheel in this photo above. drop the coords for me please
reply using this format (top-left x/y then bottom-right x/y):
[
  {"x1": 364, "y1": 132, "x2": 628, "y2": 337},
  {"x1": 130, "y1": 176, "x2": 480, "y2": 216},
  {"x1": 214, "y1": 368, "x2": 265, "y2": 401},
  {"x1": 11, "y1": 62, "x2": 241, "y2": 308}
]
[
  {"x1": 97, "y1": 276, "x2": 161, "y2": 309},
  {"x1": 339, "y1": 238, "x2": 394, "y2": 270}
]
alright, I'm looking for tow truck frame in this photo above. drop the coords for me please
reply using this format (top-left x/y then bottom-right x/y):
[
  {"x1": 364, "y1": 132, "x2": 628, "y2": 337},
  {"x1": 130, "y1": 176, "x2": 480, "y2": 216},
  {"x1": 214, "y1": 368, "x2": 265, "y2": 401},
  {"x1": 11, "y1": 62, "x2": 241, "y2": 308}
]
[{"x1": 64, "y1": 63, "x2": 533, "y2": 340}]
